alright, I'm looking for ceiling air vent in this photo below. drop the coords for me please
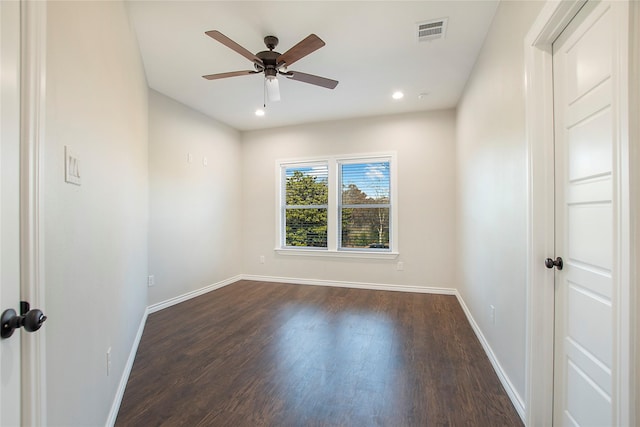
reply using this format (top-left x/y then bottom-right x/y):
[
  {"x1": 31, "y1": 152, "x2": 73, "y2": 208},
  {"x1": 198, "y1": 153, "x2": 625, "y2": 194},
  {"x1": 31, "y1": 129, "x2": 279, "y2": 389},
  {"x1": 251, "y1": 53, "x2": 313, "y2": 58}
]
[{"x1": 416, "y1": 18, "x2": 448, "y2": 42}]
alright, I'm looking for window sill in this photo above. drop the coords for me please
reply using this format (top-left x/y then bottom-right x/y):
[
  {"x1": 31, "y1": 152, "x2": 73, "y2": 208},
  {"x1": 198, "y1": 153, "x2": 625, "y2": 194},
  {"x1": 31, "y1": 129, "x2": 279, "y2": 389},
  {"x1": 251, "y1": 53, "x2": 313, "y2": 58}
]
[{"x1": 275, "y1": 248, "x2": 399, "y2": 260}]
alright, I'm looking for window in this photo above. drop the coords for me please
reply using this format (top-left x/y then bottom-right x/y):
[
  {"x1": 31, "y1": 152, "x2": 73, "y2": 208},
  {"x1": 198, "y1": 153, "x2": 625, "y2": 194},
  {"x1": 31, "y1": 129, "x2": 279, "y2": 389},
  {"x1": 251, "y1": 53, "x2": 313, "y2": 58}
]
[
  {"x1": 279, "y1": 153, "x2": 397, "y2": 257},
  {"x1": 282, "y1": 163, "x2": 328, "y2": 248},
  {"x1": 339, "y1": 161, "x2": 390, "y2": 250}
]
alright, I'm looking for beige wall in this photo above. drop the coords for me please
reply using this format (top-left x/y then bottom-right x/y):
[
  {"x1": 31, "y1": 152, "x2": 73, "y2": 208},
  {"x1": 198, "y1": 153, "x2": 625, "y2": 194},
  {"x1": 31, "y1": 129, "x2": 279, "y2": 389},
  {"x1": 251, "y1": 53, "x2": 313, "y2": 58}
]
[
  {"x1": 148, "y1": 90, "x2": 242, "y2": 304},
  {"x1": 44, "y1": 1, "x2": 148, "y2": 425},
  {"x1": 455, "y1": 0, "x2": 544, "y2": 407},
  {"x1": 241, "y1": 110, "x2": 456, "y2": 289}
]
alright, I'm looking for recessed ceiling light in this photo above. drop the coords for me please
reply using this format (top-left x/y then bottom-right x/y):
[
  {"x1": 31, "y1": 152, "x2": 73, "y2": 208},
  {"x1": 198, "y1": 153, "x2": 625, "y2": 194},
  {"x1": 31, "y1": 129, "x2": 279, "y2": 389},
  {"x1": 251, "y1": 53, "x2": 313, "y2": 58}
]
[
  {"x1": 255, "y1": 109, "x2": 265, "y2": 117},
  {"x1": 392, "y1": 91, "x2": 404, "y2": 100}
]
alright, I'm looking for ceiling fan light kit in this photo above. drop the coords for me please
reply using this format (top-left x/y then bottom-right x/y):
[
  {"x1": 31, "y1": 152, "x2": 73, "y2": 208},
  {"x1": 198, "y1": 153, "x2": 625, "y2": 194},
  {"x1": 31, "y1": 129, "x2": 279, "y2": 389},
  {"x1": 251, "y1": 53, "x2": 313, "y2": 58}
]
[
  {"x1": 265, "y1": 76, "x2": 280, "y2": 102},
  {"x1": 203, "y1": 30, "x2": 338, "y2": 105}
]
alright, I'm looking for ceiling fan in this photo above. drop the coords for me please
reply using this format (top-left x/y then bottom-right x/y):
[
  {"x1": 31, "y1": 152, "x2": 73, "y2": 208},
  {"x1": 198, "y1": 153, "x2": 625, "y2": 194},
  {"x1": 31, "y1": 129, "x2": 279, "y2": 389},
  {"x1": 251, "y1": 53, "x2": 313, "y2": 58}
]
[{"x1": 202, "y1": 30, "x2": 339, "y2": 102}]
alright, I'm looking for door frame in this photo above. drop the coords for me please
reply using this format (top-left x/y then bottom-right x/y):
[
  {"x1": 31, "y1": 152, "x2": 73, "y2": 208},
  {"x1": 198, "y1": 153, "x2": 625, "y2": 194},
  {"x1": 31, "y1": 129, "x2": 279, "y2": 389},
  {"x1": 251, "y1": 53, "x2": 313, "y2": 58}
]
[
  {"x1": 524, "y1": 1, "x2": 637, "y2": 425},
  {"x1": 19, "y1": 0, "x2": 47, "y2": 425}
]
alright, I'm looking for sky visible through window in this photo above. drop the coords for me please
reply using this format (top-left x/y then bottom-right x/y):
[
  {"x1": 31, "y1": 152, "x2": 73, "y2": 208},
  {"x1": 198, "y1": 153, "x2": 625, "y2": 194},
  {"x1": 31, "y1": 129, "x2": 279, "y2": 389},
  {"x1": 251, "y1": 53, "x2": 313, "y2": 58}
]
[
  {"x1": 285, "y1": 165, "x2": 328, "y2": 181},
  {"x1": 341, "y1": 162, "x2": 390, "y2": 199},
  {"x1": 285, "y1": 162, "x2": 390, "y2": 199}
]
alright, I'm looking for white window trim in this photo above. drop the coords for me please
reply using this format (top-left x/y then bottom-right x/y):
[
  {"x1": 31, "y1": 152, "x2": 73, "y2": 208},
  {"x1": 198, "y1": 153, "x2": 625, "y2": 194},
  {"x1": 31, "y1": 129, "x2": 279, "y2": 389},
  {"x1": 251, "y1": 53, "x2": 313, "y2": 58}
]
[{"x1": 275, "y1": 152, "x2": 398, "y2": 259}]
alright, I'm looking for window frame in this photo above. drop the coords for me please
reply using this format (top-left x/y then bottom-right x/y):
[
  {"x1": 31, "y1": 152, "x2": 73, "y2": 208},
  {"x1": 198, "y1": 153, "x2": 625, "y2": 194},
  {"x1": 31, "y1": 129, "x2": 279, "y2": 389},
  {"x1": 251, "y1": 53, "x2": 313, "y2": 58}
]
[
  {"x1": 276, "y1": 152, "x2": 398, "y2": 259},
  {"x1": 279, "y1": 161, "x2": 329, "y2": 250},
  {"x1": 337, "y1": 158, "x2": 392, "y2": 252}
]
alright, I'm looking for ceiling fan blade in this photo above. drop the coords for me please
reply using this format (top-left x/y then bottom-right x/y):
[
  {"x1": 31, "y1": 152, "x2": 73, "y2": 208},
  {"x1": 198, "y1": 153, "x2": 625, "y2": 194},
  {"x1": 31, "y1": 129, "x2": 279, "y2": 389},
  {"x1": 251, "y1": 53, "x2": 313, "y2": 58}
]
[
  {"x1": 277, "y1": 34, "x2": 325, "y2": 67},
  {"x1": 285, "y1": 71, "x2": 339, "y2": 89},
  {"x1": 205, "y1": 30, "x2": 263, "y2": 65},
  {"x1": 202, "y1": 70, "x2": 259, "y2": 80}
]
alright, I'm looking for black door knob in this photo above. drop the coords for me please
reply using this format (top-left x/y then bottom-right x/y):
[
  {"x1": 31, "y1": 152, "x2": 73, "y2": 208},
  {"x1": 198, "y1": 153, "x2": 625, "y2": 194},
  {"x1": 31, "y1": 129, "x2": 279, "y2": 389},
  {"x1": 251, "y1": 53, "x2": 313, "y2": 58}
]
[
  {"x1": 23, "y1": 309, "x2": 47, "y2": 332},
  {"x1": 545, "y1": 257, "x2": 563, "y2": 270},
  {"x1": 1, "y1": 302, "x2": 47, "y2": 339}
]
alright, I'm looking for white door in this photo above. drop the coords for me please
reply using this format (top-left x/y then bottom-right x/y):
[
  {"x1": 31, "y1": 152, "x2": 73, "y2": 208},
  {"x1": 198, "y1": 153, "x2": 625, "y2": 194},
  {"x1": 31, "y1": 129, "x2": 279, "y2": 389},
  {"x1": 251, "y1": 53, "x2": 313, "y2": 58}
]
[
  {"x1": 552, "y1": 1, "x2": 621, "y2": 425},
  {"x1": 0, "y1": 0, "x2": 23, "y2": 425}
]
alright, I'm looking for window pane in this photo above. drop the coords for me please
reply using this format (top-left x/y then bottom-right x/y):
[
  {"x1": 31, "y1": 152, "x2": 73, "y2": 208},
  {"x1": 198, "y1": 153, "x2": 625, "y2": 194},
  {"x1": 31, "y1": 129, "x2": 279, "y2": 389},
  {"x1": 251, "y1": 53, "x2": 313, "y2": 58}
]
[
  {"x1": 284, "y1": 164, "x2": 328, "y2": 248},
  {"x1": 285, "y1": 165, "x2": 328, "y2": 206},
  {"x1": 341, "y1": 207, "x2": 390, "y2": 249},
  {"x1": 285, "y1": 208, "x2": 327, "y2": 247},
  {"x1": 341, "y1": 162, "x2": 390, "y2": 205}
]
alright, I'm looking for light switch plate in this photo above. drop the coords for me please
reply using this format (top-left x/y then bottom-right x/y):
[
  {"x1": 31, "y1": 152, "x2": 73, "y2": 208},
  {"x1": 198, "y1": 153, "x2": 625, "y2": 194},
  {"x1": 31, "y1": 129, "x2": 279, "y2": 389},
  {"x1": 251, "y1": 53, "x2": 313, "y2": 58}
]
[{"x1": 65, "y1": 146, "x2": 81, "y2": 185}]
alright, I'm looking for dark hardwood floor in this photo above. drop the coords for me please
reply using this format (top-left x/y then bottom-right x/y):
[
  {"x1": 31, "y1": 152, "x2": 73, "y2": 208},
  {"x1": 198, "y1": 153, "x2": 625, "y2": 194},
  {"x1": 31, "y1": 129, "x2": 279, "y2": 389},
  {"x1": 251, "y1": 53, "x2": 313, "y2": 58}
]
[{"x1": 115, "y1": 280, "x2": 523, "y2": 426}]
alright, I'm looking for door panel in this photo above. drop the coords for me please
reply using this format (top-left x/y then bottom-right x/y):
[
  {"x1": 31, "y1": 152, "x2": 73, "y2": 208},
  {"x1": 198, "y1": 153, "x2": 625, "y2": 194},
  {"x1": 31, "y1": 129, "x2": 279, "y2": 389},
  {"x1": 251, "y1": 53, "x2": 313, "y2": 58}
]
[
  {"x1": 565, "y1": 6, "x2": 611, "y2": 100},
  {"x1": 0, "y1": 0, "x2": 23, "y2": 425},
  {"x1": 567, "y1": 205, "x2": 612, "y2": 268},
  {"x1": 567, "y1": 284, "x2": 612, "y2": 366},
  {"x1": 553, "y1": 1, "x2": 616, "y2": 425},
  {"x1": 568, "y1": 110, "x2": 612, "y2": 180},
  {"x1": 566, "y1": 79, "x2": 611, "y2": 128},
  {"x1": 565, "y1": 360, "x2": 611, "y2": 426}
]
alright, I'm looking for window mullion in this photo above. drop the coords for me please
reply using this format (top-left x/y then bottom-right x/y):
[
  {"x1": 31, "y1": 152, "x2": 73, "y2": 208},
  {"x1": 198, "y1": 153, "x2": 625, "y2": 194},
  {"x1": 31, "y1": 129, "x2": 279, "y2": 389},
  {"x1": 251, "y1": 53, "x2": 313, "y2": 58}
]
[
  {"x1": 340, "y1": 204, "x2": 391, "y2": 209},
  {"x1": 286, "y1": 204, "x2": 328, "y2": 209},
  {"x1": 326, "y1": 159, "x2": 338, "y2": 251}
]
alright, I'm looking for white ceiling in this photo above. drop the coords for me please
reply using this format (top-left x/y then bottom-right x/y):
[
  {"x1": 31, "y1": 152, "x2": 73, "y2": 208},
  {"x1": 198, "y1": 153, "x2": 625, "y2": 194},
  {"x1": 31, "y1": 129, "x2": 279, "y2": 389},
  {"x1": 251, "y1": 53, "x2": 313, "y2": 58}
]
[{"x1": 126, "y1": 1, "x2": 499, "y2": 131}]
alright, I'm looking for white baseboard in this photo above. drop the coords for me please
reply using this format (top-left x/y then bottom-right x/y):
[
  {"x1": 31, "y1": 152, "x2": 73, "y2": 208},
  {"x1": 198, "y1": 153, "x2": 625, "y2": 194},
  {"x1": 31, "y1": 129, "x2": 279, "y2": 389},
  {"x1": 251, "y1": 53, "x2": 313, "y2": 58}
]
[
  {"x1": 106, "y1": 275, "x2": 524, "y2": 425},
  {"x1": 243, "y1": 275, "x2": 526, "y2": 420},
  {"x1": 241, "y1": 274, "x2": 457, "y2": 295},
  {"x1": 454, "y1": 291, "x2": 526, "y2": 422},
  {"x1": 147, "y1": 275, "x2": 243, "y2": 314},
  {"x1": 105, "y1": 307, "x2": 148, "y2": 427},
  {"x1": 105, "y1": 275, "x2": 241, "y2": 426}
]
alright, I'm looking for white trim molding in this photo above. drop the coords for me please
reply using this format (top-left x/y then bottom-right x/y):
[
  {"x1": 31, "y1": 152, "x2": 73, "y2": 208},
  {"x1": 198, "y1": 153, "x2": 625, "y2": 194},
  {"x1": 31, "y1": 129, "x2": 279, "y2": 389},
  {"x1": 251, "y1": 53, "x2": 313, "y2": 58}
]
[
  {"x1": 455, "y1": 291, "x2": 525, "y2": 421},
  {"x1": 241, "y1": 274, "x2": 456, "y2": 295},
  {"x1": 630, "y1": 2, "x2": 640, "y2": 423},
  {"x1": 105, "y1": 275, "x2": 242, "y2": 426},
  {"x1": 612, "y1": 3, "x2": 634, "y2": 425},
  {"x1": 275, "y1": 248, "x2": 399, "y2": 260},
  {"x1": 147, "y1": 275, "x2": 243, "y2": 314},
  {"x1": 524, "y1": 1, "x2": 636, "y2": 425},
  {"x1": 243, "y1": 273, "x2": 526, "y2": 420},
  {"x1": 105, "y1": 309, "x2": 148, "y2": 427},
  {"x1": 523, "y1": 3, "x2": 569, "y2": 423},
  {"x1": 106, "y1": 275, "x2": 530, "y2": 425},
  {"x1": 19, "y1": 0, "x2": 47, "y2": 425},
  {"x1": 246, "y1": 274, "x2": 525, "y2": 416}
]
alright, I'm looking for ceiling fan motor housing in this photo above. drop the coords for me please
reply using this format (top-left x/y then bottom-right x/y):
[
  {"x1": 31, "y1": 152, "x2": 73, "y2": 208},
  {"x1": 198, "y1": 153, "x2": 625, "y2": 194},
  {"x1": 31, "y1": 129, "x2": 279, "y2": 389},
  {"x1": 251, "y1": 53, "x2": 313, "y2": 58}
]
[{"x1": 255, "y1": 50, "x2": 280, "y2": 73}]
